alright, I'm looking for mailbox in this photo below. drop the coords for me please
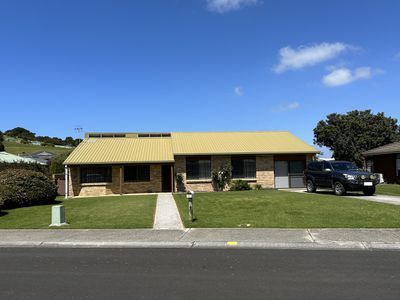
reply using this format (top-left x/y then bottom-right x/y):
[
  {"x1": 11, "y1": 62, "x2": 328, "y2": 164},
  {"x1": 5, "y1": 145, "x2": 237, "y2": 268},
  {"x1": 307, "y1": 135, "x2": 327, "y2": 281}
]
[
  {"x1": 186, "y1": 191, "x2": 194, "y2": 200},
  {"x1": 186, "y1": 191, "x2": 195, "y2": 222}
]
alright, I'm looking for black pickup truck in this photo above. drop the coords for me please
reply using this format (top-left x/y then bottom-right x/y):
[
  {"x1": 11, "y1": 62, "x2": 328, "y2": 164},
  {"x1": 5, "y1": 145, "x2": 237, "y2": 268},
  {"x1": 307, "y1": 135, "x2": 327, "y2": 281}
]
[{"x1": 303, "y1": 160, "x2": 379, "y2": 196}]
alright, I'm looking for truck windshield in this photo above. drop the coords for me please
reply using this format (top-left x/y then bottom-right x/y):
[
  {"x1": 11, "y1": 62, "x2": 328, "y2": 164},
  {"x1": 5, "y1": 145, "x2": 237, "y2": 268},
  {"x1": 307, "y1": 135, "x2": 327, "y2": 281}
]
[{"x1": 330, "y1": 162, "x2": 359, "y2": 171}]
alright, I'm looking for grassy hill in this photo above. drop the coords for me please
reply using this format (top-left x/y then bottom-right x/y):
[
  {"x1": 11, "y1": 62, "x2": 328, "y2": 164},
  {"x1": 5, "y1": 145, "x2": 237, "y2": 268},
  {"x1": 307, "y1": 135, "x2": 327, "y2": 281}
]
[{"x1": 3, "y1": 141, "x2": 74, "y2": 156}]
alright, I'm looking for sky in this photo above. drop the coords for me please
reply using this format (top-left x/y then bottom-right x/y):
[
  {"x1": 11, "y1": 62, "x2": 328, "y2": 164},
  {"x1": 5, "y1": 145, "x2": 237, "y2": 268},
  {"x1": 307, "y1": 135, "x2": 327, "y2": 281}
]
[{"x1": 0, "y1": 0, "x2": 399, "y2": 156}]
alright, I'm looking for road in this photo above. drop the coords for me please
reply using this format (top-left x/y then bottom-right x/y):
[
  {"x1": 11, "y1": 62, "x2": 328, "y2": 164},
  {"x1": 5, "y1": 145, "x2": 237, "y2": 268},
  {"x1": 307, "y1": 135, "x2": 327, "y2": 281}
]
[{"x1": 0, "y1": 248, "x2": 399, "y2": 299}]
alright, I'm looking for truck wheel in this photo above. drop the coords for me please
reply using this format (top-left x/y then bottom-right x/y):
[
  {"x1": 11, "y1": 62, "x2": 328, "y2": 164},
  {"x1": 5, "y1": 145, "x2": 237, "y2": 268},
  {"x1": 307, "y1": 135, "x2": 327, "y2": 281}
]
[
  {"x1": 306, "y1": 180, "x2": 316, "y2": 193},
  {"x1": 363, "y1": 187, "x2": 376, "y2": 196},
  {"x1": 334, "y1": 182, "x2": 346, "y2": 196}
]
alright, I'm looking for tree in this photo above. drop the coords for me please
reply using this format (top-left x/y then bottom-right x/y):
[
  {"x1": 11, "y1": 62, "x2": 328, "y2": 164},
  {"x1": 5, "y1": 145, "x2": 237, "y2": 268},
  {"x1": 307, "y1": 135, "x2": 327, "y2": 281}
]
[
  {"x1": 5, "y1": 127, "x2": 35, "y2": 141},
  {"x1": 314, "y1": 110, "x2": 400, "y2": 166},
  {"x1": 49, "y1": 151, "x2": 72, "y2": 174},
  {"x1": 64, "y1": 136, "x2": 75, "y2": 146},
  {"x1": 0, "y1": 131, "x2": 4, "y2": 151}
]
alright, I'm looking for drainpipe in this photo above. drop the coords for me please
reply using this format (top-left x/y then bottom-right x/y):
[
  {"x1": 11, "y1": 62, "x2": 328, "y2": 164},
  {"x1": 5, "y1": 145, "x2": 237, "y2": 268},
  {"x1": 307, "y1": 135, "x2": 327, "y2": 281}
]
[
  {"x1": 119, "y1": 166, "x2": 123, "y2": 195},
  {"x1": 65, "y1": 165, "x2": 69, "y2": 199}
]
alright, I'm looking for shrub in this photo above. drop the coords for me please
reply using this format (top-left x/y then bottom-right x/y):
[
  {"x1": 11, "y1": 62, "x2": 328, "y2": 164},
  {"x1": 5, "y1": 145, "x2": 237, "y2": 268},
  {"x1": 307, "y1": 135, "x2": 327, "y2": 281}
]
[
  {"x1": 230, "y1": 180, "x2": 252, "y2": 191},
  {"x1": 0, "y1": 162, "x2": 48, "y2": 175},
  {"x1": 0, "y1": 130, "x2": 4, "y2": 152},
  {"x1": 50, "y1": 151, "x2": 72, "y2": 174},
  {"x1": 212, "y1": 164, "x2": 232, "y2": 191},
  {"x1": 41, "y1": 142, "x2": 54, "y2": 147},
  {"x1": 254, "y1": 184, "x2": 263, "y2": 190},
  {"x1": 175, "y1": 173, "x2": 186, "y2": 192},
  {"x1": 0, "y1": 169, "x2": 57, "y2": 208}
]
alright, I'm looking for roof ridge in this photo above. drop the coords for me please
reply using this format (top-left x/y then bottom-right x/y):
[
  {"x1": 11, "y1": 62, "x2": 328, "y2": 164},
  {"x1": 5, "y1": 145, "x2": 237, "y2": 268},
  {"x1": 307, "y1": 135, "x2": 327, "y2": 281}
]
[{"x1": 171, "y1": 130, "x2": 291, "y2": 133}]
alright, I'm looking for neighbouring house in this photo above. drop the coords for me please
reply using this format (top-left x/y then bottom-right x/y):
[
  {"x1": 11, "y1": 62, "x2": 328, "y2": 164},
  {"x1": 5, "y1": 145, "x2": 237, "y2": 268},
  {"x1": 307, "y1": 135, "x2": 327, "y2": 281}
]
[
  {"x1": 0, "y1": 151, "x2": 47, "y2": 165},
  {"x1": 363, "y1": 142, "x2": 400, "y2": 184},
  {"x1": 63, "y1": 131, "x2": 319, "y2": 197},
  {"x1": 22, "y1": 151, "x2": 57, "y2": 165}
]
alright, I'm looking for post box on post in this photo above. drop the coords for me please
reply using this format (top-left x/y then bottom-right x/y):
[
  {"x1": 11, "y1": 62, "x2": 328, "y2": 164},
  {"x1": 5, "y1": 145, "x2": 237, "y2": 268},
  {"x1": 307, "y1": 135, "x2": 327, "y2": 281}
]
[{"x1": 186, "y1": 190, "x2": 195, "y2": 222}]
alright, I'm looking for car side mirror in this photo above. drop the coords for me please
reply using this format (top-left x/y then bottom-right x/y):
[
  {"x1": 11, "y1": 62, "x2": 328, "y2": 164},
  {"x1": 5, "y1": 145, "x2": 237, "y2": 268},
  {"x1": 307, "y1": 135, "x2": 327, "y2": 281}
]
[{"x1": 324, "y1": 168, "x2": 332, "y2": 172}]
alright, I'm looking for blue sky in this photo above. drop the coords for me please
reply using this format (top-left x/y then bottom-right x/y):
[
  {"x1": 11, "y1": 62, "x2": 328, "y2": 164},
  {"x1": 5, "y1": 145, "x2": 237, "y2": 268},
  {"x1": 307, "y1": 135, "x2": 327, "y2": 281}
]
[{"x1": 1, "y1": 0, "x2": 399, "y2": 156}]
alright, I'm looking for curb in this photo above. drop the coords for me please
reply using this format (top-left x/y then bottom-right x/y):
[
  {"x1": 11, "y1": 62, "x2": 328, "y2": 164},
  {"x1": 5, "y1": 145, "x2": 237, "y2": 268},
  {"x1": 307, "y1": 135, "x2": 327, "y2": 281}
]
[{"x1": 1, "y1": 241, "x2": 400, "y2": 250}]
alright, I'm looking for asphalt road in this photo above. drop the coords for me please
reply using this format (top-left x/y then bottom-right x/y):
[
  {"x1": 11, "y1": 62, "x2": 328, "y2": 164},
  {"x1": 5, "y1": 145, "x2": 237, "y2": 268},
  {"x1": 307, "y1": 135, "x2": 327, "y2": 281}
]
[{"x1": 0, "y1": 248, "x2": 400, "y2": 300}]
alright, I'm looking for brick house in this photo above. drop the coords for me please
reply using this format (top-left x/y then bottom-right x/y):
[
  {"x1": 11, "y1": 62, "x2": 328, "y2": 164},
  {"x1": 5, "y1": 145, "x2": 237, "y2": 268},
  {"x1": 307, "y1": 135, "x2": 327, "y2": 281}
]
[
  {"x1": 363, "y1": 142, "x2": 400, "y2": 184},
  {"x1": 63, "y1": 131, "x2": 319, "y2": 197}
]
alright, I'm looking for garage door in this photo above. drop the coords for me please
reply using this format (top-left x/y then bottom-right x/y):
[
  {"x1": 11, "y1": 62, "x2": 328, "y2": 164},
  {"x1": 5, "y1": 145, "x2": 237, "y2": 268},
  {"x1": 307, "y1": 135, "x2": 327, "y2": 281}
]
[
  {"x1": 275, "y1": 161, "x2": 289, "y2": 188},
  {"x1": 275, "y1": 160, "x2": 306, "y2": 188},
  {"x1": 289, "y1": 160, "x2": 305, "y2": 188}
]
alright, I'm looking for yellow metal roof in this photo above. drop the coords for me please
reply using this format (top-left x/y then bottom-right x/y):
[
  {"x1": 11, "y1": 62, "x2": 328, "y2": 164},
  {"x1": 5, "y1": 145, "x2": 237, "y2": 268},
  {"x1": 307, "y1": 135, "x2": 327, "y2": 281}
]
[
  {"x1": 171, "y1": 131, "x2": 318, "y2": 155},
  {"x1": 64, "y1": 131, "x2": 318, "y2": 165},
  {"x1": 64, "y1": 138, "x2": 174, "y2": 165}
]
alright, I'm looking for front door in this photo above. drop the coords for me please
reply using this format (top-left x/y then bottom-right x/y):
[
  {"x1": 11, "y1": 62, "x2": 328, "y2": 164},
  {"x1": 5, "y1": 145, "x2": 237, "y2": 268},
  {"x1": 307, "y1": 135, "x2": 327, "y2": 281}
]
[{"x1": 161, "y1": 165, "x2": 172, "y2": 192}]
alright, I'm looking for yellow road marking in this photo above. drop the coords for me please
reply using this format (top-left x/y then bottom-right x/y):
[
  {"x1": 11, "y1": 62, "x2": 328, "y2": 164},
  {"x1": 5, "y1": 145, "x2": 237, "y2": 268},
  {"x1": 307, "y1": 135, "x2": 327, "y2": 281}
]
[{"x1": 227, "y1": 241, "x2": 238, "y2": 246}]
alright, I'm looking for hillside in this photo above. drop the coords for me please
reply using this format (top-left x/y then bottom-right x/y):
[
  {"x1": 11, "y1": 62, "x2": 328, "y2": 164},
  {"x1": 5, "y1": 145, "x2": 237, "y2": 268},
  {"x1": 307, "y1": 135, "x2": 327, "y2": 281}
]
[{"x1": 3, "y1": 141, "x2": 74, "y2": 156}]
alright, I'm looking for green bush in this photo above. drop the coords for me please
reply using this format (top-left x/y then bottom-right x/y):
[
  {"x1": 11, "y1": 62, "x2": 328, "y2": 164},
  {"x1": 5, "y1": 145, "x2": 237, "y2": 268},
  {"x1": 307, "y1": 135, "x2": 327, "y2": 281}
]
[
  {"x1": 254, "y1": 184, "x2": 262, "y2": 190},
  {"x1": 50, "y1": 151, "x2": 72, "y2": 174},
  {"x1": 0, "y1": 130, "x2": 4, "y2": 152},
  {"x1": 175, "y1": 173, "x2": 186, "y2": 192},
  {"x1": 41, "y1": 142, "x2": 54, "y2": 147},
  {"x1": 212, "y1": 164, "x2": 232, "y2": 191},
  {"x1": 0, "y1": 162, "x2": 48, "y2": 175},
  {"x1": 0, "y1": 169, "x2": 57, "y2": 208},
  {"x1": 230, "y1": 180, "x2": 252, "y2": 191}
]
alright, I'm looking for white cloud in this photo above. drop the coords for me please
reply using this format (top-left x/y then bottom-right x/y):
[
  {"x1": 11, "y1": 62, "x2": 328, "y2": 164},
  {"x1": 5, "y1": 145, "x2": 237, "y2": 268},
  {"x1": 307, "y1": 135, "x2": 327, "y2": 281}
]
[
  {"x1": 322, "y1": 67, "x2": 376, "y2": 87},
  {"x1": 234, "y1": 86, "x2": 243, "y2": 96},
  {"x1": 271, "y1": 101, "x2": 300, "y2": 112},
  {"x1": 273, "y1": 42, "x2": 353, "y2": 73},
  {"x1": 207, "y1": 0, "x2": 260, "y2": 13}
]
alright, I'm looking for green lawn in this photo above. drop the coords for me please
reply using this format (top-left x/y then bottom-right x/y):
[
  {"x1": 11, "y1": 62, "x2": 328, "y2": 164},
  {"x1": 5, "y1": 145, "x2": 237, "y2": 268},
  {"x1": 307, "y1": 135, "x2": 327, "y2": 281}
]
[
  {"x1": 174, "y1": 190, "x2": 400, "y2": 228},
  {"x1": 376, "y1": 184, "x2": 400, "y2": 196},
  {"x1": 3, "y1": 141, "x2": 73, "y2": 155},
  {"x1": 0, "y1": 195, "x2": 157, "y2": 229}
]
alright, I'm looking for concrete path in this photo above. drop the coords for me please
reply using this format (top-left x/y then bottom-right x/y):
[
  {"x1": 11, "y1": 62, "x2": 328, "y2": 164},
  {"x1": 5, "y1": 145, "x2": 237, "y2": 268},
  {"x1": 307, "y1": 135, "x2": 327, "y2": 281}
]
[
  {"x1": 282, "y1": 188, "x2": 400, "y2": 205},
  {"x1": 2, "y1": 228, "x2": 400, "y2": 250},
  {"x1": 153, "y1": 193, "x2": 184, "y2": 230}
]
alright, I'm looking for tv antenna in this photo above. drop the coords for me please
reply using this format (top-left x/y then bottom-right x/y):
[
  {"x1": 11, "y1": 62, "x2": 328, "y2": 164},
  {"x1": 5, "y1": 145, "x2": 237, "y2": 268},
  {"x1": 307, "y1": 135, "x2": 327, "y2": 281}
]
[{"x1": 74, "y1": 127, "x2": 83, "y2": 143}]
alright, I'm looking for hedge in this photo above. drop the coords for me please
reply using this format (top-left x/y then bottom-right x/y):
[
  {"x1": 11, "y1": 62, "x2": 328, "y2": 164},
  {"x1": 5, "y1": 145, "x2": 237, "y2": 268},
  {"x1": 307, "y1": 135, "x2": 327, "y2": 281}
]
[
  {"x1": 0, "y1": 162, "x2": 48, "y2": 175},
  {"x1": 0, "y1": 169, "x2": 57, "y2": 208}
]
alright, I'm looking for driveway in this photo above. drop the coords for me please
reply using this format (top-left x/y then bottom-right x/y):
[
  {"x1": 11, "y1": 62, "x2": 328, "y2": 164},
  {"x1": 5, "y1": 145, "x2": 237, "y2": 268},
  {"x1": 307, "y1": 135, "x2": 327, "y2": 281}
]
[{"x1": 282, "y1": 188, "x2": 400, "y2": 206}]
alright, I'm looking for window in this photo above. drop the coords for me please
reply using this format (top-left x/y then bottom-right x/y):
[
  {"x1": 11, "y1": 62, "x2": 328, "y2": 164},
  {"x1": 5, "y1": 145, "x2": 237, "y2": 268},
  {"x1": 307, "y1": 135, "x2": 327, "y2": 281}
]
[
  {"x1": 186, "y1": 157, "x2": 211, "y2": 180},
  {"x1": 307, "y1": 162, "x2": 321, "y2": 171},
  {"x1": 323, "y1": 161, "x2": 332, "y2": 171},
  {"x1": 289, "y1": 160, "x2": 306, "y2": 174},
  {"x1": 331, "y1": 161, "x2": 358, "y2": 171},
  {"x1": 396, "y1": 154, "x2": 400, "y2": 177},
  {"x1": 80, "y1": 166, "x2": 112, "y2": 183},
  {"x1": 231, "y1": 156, "x2": 256, "y2": 179},
  {"x1": 124, "y1": 165, "x2": 150, "y2": 182}
]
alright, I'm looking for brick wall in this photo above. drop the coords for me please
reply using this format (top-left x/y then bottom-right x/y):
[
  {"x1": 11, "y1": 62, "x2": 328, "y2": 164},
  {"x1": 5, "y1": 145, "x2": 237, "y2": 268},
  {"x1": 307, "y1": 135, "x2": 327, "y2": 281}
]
[
  {"x1": 256, "y1": 155, "x2": 274, "y2": 188},
  {"x1": 66, "y1": 154, "x2": 312, "y2": 196},
  {"x1": 123, "y1": 165, "x2": 162, "y2": 193},
  {"x1": 174, "y1": 155, "x2": 275, "y2": 192},
  {"x1": 67, "y1": 165, "x2": 163, "y2": 197}
]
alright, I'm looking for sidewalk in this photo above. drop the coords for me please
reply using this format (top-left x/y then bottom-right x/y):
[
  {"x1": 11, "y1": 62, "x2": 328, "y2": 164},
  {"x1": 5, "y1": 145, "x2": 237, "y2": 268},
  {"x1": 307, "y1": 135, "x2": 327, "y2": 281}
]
[{"x1": 1, "y1": 228, "x2": 400, "y2": 250}]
